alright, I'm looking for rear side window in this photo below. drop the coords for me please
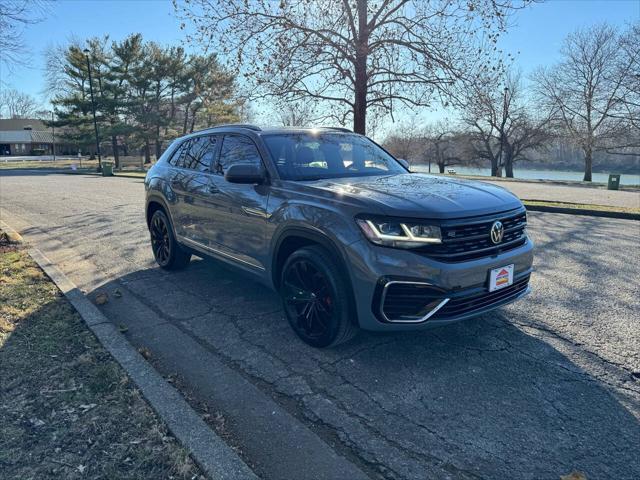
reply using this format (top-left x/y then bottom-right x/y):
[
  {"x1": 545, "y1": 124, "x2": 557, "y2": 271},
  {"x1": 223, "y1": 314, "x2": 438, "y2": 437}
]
[
  {"x1": 168, "y1": 141, "x2": 188, "y2": 167},
  {"x1": 215, "y1": 134, "x2": 262, "y2": 175},
  {"x1": 183, "y1": 135, "x2": 218, "y2": 172}
]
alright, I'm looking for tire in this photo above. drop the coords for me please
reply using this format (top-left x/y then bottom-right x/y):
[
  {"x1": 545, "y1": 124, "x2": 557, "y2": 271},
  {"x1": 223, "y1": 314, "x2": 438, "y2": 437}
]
[
  {"x1": 149, "y1": 209, "x2": 191, "y2": 270},
  {"x1": 280, "y1": 245, "x2": 358, "y2": 348}
]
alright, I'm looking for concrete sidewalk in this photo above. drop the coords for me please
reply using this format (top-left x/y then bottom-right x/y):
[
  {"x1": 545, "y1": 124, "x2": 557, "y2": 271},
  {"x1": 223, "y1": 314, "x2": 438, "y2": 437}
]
[{"x1": 479, "y1": 178, "x2": 640, "y2": 209}]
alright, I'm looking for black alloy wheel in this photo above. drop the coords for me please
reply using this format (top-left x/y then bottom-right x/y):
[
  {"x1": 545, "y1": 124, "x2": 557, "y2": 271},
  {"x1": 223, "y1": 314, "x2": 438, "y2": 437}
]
[
  {"x1": 149, "y1": 209, "x2": 191, "y2": 270},
  {"x1": 280, "y1": 245, "x2": 357, "y2": 348}
]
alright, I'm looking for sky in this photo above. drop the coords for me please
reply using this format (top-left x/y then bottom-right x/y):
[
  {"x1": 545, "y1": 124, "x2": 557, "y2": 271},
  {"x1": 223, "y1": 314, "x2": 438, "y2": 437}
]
[{"x1": 1, "y1": 0, "x2": 639, "y2": 133}]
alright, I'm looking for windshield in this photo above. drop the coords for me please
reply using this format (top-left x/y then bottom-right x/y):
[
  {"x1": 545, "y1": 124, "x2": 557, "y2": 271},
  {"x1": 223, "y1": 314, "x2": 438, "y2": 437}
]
[{"x1": 262, "y1": 132, "x2": 407, "y2": 181}]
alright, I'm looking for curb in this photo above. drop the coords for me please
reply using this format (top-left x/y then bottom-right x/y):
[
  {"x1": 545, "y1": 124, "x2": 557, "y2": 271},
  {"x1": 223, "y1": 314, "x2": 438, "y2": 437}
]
[
  {"x1": 0, "y1": 220, "x2": 24, "y2": 243},
  {"x1": 23, "y1": 247, "x2": 259, "y2": 480},
  {"x1": 524, "y1": 203, "x2": 640, "y2": 220}
]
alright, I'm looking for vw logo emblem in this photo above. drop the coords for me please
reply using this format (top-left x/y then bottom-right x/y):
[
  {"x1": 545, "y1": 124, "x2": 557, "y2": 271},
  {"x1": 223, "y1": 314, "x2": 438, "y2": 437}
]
[{"x1": 490, "y1": 221, "x2": 504, "y2": 244}]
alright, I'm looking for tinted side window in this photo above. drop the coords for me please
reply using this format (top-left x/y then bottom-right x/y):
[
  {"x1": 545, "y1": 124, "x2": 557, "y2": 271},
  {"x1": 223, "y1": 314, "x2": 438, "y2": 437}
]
[
  {"x1": 216, "y1": 135, "x2": 262, "y2": 175},
  {"x1": 168, "y1": 141, "x2": 188, "y2": 167},
  {"x1": 184, "y1": 135, "x2": 218, "y2": 172}
]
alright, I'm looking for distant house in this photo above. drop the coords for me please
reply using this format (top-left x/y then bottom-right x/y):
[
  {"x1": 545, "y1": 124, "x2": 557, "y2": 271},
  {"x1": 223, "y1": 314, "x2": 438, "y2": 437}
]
[{"x1": 0, "y1": 118, "x2": 75, "y2": 156}]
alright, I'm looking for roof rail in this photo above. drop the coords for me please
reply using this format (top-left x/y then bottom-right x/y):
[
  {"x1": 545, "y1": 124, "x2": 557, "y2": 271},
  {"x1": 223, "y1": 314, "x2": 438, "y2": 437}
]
[
  {"x1": 207, "y1": 123, "x2": 262, "y2": 132},
  {"x1": 320, "y1": 127, "x2": 352, "y2": 133}
]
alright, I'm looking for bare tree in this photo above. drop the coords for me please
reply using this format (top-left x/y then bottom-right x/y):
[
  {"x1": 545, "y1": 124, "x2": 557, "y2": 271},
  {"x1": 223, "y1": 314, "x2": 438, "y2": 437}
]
[
  {"x1": 177, "y1": 0, "x2": 531, "y2": 135},
  {"x1": 533, "y1": 23, "x2": 636, "y2": 181},
  {"x1": 605, "y1": 23, "x2": 640, "y2": 156},
  {"x1": 278, "y1": 100, "x2": 317, "y2": 127},
  {"x1": 423, "y1": 122, "x2": 467, "y2": 173},
  {"x1": 0, "y1": 0, "x2": 47, "y2": 70},
  {"x1": 0, "y1": 88, "x2": 40, "y2": 118},
  {"x1": 462, "y1": 71, "x2": 551, "y2": 177},
  {"x1": 383, "y1": 120, "x2": 422, "y2": 166}
]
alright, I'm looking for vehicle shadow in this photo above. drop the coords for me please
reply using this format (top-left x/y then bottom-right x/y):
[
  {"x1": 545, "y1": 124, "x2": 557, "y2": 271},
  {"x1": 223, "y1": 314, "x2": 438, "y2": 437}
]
[{"x1": 87, "y1": 212, "x2": 640, "y2": 479}]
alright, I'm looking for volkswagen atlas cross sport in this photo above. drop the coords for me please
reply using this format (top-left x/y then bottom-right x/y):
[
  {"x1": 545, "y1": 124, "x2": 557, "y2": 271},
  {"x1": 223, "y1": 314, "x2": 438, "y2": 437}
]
[{"x1": 145, "y1": 125, "x2": 533, "y2": 348}]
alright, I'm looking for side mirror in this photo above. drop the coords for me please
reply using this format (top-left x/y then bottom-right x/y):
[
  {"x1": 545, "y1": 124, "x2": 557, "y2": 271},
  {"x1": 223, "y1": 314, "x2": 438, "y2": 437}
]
[
  {"x1": 398, "y1": 158, "x2": 410, "y2": 170},
  {"x1": 224, "y1": 163, "x2": 267, "y2": 184}
]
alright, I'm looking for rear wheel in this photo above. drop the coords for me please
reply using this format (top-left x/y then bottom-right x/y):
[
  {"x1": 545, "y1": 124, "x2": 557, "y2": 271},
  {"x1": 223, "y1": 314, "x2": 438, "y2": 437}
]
[
  {"x1": 280, "y1": 245, "x2": 358, "y2": 348},
  {"x1": 149, "y1": 209, "x2": 191, "y2": 270}
]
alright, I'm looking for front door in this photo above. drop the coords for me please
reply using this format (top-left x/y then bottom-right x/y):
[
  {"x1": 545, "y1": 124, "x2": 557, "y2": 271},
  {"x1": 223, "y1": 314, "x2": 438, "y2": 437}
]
[{"x1": 202, "y1": 134, "x2": 269, "y2": 271}]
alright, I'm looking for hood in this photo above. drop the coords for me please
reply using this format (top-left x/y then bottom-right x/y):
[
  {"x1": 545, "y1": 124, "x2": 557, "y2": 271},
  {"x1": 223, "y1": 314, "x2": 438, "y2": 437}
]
[{"x1": 305, "y1": 173, "x2": 523, "y2": 219}]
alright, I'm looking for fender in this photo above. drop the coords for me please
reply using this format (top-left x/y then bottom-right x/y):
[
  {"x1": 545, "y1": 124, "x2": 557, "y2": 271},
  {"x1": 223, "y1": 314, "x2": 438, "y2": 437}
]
[
  {"x1": 144, "y1": 192, "x2": 184, "y2": 244},
  {"x1": 145, "y1": 193, "x2": 172, "y2": 224},
  {"x1": 270, "y1": 225, "x2": 362, "y2": 326}
]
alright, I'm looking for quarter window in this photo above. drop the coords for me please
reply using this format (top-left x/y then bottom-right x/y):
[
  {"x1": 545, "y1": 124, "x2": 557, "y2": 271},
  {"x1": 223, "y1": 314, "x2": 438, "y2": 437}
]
[
  {"x1": 215, "y1": 135, "x2": 262, "y2": 175},
  {"x1": 168, "y1": 141, "x2": 188, "y2": 168}
]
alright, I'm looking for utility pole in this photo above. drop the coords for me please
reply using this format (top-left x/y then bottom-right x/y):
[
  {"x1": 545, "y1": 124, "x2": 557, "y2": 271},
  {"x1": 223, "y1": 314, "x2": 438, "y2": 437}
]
[
  {"x1": 83, "y1": 48, "x2": 102, "y2": 171},
  {"x1": 51, "y1": 110, "x2": 56, "y2": 161}
]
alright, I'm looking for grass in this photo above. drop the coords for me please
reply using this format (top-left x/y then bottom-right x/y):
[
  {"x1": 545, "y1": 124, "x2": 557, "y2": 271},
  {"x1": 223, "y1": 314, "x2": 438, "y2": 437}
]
[
  {"x1": 522, "y1": 199, "x2": 640, "y2": 214},
  {"x1": 0, "y1": 235, "x2": 205, "y2": 480},
  {"x1": 0, "y1": 158, "x2": 149, "y2": 178},
  {"x1": 431, "y1": 172, "x2": 640, "y2": 190}
]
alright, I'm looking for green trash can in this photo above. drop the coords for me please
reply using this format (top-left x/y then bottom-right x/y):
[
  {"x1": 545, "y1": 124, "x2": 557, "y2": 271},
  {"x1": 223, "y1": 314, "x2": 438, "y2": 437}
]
[
  {"x1": 607, "y1": 174, "x2": 620, "y2": 190},
  {"x1": 101, "y1": 161, "x2": 114, "y2": 177}
]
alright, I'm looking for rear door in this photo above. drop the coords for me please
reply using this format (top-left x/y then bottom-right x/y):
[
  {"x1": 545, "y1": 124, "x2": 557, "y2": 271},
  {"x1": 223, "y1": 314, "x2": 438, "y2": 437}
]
[
  {"x1": 165, "y1": 139, "x2": 191, "y2": 238},
  {"x1": 168, "y1": 135, "x2": 219, "y2": 244},
  {"x1": 203, "y1": 134, "x2": 270, "y2": 270}
]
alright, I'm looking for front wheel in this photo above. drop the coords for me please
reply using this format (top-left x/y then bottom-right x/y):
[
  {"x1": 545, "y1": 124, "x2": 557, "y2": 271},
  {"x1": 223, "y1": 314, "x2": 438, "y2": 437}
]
[
  {"x1": 280, "y1": 245, "x2": 358, "y2": 348},
  {"x1": 149, "y1": 209, "x2": 191, "y2": 270}
]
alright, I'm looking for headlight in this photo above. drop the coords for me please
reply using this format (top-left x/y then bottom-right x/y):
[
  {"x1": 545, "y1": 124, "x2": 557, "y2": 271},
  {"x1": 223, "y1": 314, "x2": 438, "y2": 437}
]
[{"x1": 356, "y1": 217, "x2": 442, "y2": 248}]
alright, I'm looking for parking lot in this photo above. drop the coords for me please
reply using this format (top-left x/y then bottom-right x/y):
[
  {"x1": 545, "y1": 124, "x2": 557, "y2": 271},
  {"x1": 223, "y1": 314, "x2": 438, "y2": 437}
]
[{"x1": 2, "y1": 170, "x2": 639, "y2": 479}]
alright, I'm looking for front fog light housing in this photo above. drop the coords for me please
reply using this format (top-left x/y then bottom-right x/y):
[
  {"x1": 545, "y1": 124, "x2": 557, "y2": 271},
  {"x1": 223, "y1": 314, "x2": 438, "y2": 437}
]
[{"x1": 356, "y1": 218, "x2": 442, "y2": 248}]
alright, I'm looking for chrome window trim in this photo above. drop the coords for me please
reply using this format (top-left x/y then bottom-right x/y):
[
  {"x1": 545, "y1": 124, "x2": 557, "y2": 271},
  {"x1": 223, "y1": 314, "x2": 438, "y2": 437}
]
[{"x1": 379, "y1": 280, "x2": 450, "y2": 323}]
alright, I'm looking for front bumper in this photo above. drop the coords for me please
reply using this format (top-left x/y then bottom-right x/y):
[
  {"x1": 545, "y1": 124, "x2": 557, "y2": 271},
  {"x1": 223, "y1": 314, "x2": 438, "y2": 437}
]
[{"x1": 344, "y1": 236, "x2": 534, "y2": 331}]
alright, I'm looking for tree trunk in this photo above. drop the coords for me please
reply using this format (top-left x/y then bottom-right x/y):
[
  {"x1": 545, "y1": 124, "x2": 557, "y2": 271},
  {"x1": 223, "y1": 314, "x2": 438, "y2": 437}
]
[
  {"x1": 504, "y1": 149, "x2": 514, "y2": 178},
  {"x1": 352, "y1": 0, "x2": 368, "y2": 135},
  {"x1": 155, "y1": 123, "x2": 162, "y2": 160},
  {"x1": 583, "y1": 146, "x2": 593, "y2": 181},
  {"x1": 438, "y1": 163, "x2": 445, "y2": 173},
  {"x1": 505, "y1": 158, "x2": 514, "y2": 178},
  {"x1": 491, "y1": 157, "x2": 500, "y2": 177},
  {"x1": 182, "y1": 101, "x2": 192, "y2": 135},
  {"x1": 144, "y1": 139, "x2": 151, "y2": 164},
  {"x1": 111, "y1": 135, "x2": 119, "y2": 169},
  {"x1": 190, "y1": 109, "x2": 198, "y2": 133}
]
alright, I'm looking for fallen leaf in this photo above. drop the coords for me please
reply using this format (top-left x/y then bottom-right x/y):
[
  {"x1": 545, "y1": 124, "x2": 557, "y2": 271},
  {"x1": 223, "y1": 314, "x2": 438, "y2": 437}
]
[
  {"x1": 94, "y1": 293, "x2": 108, "y2": 305},
  {"x1": 561, "y1": 472, "x2": 587, "y2": 480},
  {"x1": 113, "y1": 288, "x2": 122, "y2": 298},
  {"x1": 77, "y1": 464, "x2": 86, "y2": 474},
  {"x1": 29, "y1": 418, "x2": 45, "y2": 427},
  {"x1": 138, "y1": 347, "x2": 152, "y2": 359}
]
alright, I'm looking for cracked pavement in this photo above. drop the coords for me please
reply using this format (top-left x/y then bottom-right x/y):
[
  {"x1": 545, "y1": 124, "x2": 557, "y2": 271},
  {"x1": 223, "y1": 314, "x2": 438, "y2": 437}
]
[{"x1": 1, "y1": 171, "x2": 639, "y2": 479}]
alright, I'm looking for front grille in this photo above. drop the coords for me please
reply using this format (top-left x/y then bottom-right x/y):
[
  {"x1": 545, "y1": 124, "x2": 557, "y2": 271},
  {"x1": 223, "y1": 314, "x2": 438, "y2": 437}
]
[
  {"x1": 433, "y1": 275, "x2": 530, "y2": 319},
  {"x1": 418, "y1": 209, "x2": 527, "y2": 262}
]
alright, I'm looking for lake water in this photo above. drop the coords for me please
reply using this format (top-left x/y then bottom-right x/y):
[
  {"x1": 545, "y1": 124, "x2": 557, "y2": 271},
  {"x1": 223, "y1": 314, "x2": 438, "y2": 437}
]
[{"x1": 411, "y1": 165, "x2": 640, "y2": 186}]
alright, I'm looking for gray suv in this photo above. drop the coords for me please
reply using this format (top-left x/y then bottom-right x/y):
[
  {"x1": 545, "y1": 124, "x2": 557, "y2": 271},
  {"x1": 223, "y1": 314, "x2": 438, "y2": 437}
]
[{"x1": 145, "y1": 125, "x2": 533, "y2": 347}]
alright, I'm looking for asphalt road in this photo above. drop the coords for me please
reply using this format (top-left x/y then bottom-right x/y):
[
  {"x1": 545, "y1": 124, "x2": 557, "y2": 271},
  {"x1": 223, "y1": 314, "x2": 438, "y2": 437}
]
[{"x1": 2, "y1": 170, "x2": 639, "y2": 480}]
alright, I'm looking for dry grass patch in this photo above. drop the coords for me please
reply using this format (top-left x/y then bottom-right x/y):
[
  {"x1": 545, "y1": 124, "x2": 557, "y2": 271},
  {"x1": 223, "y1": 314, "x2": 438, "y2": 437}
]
[{"x1": 0, "y1": 241, "x2": 205, "y2": 480}]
